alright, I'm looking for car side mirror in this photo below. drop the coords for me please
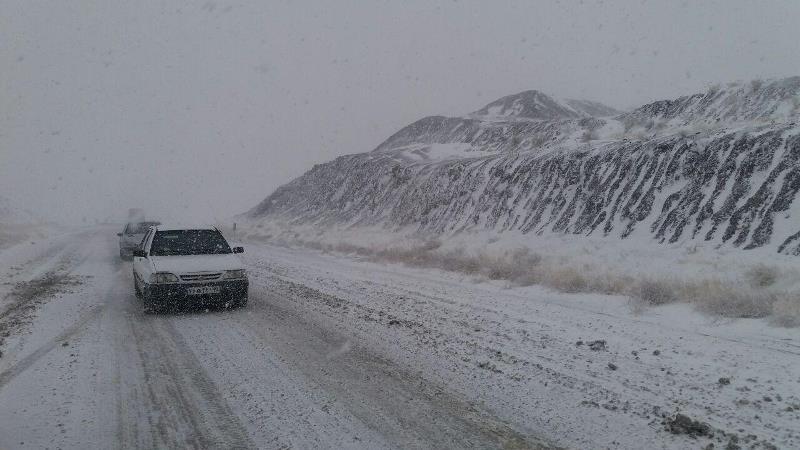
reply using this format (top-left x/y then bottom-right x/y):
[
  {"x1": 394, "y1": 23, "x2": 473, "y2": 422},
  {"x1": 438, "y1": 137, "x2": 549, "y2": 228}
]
[
  {"x1": 132, "y1": 249, "x2": 147, "y2": 258},
  {"x1": 117, "y1": 232, "x2": 123, "y2": 237},
  {"x1": 232, "y1": 246, "x2": 244, "y2": 254}
]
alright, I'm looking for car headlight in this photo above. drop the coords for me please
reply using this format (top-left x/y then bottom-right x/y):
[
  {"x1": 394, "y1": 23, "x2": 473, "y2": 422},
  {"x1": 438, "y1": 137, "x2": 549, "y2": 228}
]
[
  {"x1": 150, "y1": 272, "x2": 178, "y2": 284},
  {"x1": 223, "y1": 269, "x2": 247, "y2": 279}
]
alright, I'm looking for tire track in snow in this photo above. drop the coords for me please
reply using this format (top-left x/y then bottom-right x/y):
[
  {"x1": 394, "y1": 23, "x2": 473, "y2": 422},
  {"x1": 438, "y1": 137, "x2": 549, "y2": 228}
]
[
  {"x1": 0, "y1": 239, "x2": 97, "y2": 390},
  {"x1": 0, "y1": 241, "x2": 85, "y2": 319},
  {"x1": 234, "y1": 285, "x2": 554, "y2": 450},
  {"x1": 0, "y1": 304, "x2": 103, "y2": 390},
  {"x1": 114, "y1": 297, "x2": 254, "y2": 449}
]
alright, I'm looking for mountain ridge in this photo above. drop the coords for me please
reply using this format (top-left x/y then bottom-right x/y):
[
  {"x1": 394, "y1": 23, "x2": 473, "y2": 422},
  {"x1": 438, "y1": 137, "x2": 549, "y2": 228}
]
[
  {"x1": 247, "y1": 77, "x2": 800, "y2": 255},
  {"x1": 470, "y1": 89, "x2": 620, "y2": 121}
]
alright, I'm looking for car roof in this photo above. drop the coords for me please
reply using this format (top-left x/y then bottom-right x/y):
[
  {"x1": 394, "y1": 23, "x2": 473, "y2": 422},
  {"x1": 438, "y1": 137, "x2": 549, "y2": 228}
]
[{"x1": 154, "y1": 224, "x2": 218, "y2": 232}]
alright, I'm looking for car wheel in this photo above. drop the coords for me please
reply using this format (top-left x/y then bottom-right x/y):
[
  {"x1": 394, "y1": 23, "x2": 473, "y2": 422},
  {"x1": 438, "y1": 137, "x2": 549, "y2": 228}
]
[{"x1": 134, "y1": 274, "x2": 142, "y2": 299}]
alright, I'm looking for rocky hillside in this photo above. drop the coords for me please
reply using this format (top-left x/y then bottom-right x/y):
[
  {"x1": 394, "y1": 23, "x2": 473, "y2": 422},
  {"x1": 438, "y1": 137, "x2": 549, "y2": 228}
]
[{"x1": 247, "y1": 77, "x2": 800, "y2": 255}]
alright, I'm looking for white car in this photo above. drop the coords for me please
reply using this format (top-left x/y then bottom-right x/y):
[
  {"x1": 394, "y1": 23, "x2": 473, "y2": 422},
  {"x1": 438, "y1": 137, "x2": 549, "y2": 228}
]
[
  {"x1": 117, "y1": 221, "x2": 160, "y2": 260},
  {"x1": 132, "y1": 224, "x2": 248, "y2": 312}
]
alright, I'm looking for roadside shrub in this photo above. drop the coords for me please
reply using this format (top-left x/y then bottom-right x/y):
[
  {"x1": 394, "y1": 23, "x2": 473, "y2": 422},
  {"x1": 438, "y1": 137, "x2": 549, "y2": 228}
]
[
  {"x1": 745, "y1": 264, "x2": 778, "y2": 288},
  {"x1": 482, "y1": 254, "x2": 515, "y2": 280},
  {"x1": 690, "y1": 280, "x2": 777, "y2": 319},
  {"x1": 544, "y1": 267, "x2": 588, "y2": 293},
  {"x1": 332, "y1": 242, "x2": 371, "y2": 256},
  {"x1": 421, "y1": 239, "x2": 442, "y2": 251},
  {"x1": 588, "y1": 273, "x2": 631, "y2": 296},
  {"x1": 506, "y1": 249, "x2": 544, "y2": 286},
  {"x1": 513, "y1": 269, "x2": 542, "y2": 287},
  {"x1": 634, "y1": 279, "x2": 677, "y2": 306},
  {"x1": 479, "y1": 248, "x2": 542, "y2": 282}
]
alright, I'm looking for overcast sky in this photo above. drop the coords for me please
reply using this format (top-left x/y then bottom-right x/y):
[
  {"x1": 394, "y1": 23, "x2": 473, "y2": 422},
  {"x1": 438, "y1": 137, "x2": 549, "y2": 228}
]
[{"x1": 2, "y1": 0, "x2": 799, "y2": 224}]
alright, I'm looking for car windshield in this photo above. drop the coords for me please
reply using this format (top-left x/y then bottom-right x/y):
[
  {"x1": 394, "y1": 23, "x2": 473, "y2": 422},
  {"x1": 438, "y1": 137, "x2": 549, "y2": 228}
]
[{"x1": 149, "y1": 230, "x2": 231, "y2": 256}]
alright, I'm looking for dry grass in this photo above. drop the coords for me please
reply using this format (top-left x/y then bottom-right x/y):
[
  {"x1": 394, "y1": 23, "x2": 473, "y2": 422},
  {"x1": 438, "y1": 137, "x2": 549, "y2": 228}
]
[
  {"x1": 633, "y1": 279, "x2": 678, "y2": 306},
  {"x1": 744, "y1": 264, "x2": 778, "y2": 288},
  {"x1": 685, "y1": 280, "x2": 777, "y2": 319},
  {"x1": 263, "y1": 235, "x2": 799, "y2": 326},
  {"x1": 369, "y1": 246, "x2": 543, "y2": 283},
  {"x1": 543, "y1": 267, "x2": 588, "y2": 293}
]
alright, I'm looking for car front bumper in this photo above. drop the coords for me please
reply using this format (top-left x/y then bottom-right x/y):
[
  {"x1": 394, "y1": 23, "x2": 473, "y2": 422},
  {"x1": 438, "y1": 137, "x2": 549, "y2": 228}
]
[{"x1": 143, "y1": 279, "x2": 248, "y2": 308}]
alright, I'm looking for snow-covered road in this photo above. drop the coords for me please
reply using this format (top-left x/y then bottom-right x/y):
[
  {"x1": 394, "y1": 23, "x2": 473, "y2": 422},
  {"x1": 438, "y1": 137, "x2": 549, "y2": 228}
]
[{"x1": 0, "y1": 228, "x2": 797, "y2": 449}]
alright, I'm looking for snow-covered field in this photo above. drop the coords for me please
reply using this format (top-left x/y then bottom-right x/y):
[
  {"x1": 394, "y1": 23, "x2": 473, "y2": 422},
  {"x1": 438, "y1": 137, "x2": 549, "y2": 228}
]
[
  {"x1": 0, "y1": 227, "x2": 797, "y2": 449},
  {"x1": 238, "y1": 221, "x2": 800, "y2": 327},
  {"x1": 0, "y1": 196, "x2": 53, "y2": 251}
]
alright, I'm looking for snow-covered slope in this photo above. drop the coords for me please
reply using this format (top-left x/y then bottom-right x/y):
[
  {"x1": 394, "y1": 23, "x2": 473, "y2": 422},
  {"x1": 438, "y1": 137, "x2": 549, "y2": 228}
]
[
  {"x1": 620, "y1": 77, "x2": 800, "y2": 130},
  {"x1": 471, "y1": 89, "x2": 620, "y2": 121},
  {"x1": 248, "y1": 77, "x2": 800, "y2": 255}
]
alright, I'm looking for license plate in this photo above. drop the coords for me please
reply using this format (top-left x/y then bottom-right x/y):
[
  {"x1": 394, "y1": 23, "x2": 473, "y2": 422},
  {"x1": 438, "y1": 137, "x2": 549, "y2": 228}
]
[{"x1": 186, "y1": 286, "x2": 221, "y2": 295}]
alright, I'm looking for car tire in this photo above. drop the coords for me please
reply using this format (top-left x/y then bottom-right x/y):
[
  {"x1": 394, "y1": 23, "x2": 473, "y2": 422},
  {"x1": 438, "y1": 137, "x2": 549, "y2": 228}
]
[{"x1": 134, "y1": 273, "x2": 142, "y2": 299}]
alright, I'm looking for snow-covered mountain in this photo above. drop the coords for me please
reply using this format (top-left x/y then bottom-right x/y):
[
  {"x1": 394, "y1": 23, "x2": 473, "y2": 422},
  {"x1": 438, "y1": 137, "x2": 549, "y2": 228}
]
[
  {"x1": 247, "y1": 77, "x2": 800, "y2": 255},
  {"x1": 619, "y1": 77, "x2": 800, "y2": 130},
  {"x1": 471, "y1": 89, "x2": 620, "y2": 121}
]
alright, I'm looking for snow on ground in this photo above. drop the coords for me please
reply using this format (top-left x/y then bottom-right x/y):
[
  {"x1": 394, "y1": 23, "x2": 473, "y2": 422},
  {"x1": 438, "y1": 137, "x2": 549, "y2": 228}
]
[
  {"x1": 0, "y1": 227, "x2": 797, "y2": 449},
  {"x1": 0, "y1": 196, "x2": 58, "y2": 251},
  {"x1": 239, "y1": 221, "x2": 800, "y2": 297},
  {"x1": 0, "y1": 228, "x2": 548, "y2": 449},
  {"x1": 243, "y1": 241, "x2": 800, "y2": 449}
]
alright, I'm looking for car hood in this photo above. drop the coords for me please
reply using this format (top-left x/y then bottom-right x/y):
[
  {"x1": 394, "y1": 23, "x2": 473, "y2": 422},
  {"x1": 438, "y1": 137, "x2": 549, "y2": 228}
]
[{"x1": 150, "y1": 254, "x2": 244, "y2": 274}]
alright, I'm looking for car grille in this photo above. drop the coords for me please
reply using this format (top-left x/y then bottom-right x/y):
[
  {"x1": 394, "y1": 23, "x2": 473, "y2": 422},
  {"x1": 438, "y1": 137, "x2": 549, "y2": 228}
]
[{"x1": 180, "y1": 272, "x2": 222, "y2": 282}]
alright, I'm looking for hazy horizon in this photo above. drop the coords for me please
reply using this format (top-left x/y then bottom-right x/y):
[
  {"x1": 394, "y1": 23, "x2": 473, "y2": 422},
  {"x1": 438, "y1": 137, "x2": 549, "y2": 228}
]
[{"x1": 3, "y1": 0, "x2": 799, "y2": 225}]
